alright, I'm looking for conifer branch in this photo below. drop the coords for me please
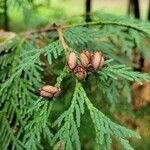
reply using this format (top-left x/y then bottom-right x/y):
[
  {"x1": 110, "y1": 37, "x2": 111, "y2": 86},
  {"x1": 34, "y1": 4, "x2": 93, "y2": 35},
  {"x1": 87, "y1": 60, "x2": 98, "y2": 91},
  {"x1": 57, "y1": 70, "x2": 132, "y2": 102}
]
[
  {"x1": 100, "y1": 64, "x2": 150, "y2": 84},
  {"x1": 23, "y1": 13, "x2": 150, "y2": 38},
  {"x1": 52, "y1": 80, "x2": 84, "y2": 149},
  {"x1": 72, "y1": 21, "x2": 150, "y2": 36},
  {"x1": 23, "y1": 66, "x2": 68, "y2": 149},
  {"x1": 57, "y1": 27, "x2": 68, "y2": 51},
  {"x1": 10, "y1": 37, "x2": 25, "y2": 75},
  {"x1": 77, "y1": 83, "x2": 140, "y2": 149},
  {"x1": 1, "y1": 11, "x2": 150, "y2": 149}
]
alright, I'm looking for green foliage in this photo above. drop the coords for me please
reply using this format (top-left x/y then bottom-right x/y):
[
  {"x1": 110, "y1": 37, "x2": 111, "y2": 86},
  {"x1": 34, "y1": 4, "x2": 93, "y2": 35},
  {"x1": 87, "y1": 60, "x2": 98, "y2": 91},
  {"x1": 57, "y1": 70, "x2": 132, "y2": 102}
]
[
  {"x1": 24, "y1": 100, "x2": 53, "y2": 149},
  {"x1": 100, "y1": 64, "x2": 150, "y2": 84},
  {"x1": 84, "y1": 87, "x2": 140, "y2": 150},
  {"x1": 92, "y1": 12, "x2": 150, "y2": 36},
  {"x1": 0, "y1": 113, "x2": 24, "y2": 150},
  {"x1": 0, "y1": 12, "x2": 150, "y2": 150}
]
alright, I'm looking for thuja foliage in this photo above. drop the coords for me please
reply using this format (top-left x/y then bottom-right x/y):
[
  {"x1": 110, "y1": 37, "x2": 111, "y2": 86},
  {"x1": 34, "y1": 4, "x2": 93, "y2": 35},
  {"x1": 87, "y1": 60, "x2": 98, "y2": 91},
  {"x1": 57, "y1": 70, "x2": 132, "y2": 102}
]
[{"x1": 0, "y1": 12, "x2": 150, "y2": 149}]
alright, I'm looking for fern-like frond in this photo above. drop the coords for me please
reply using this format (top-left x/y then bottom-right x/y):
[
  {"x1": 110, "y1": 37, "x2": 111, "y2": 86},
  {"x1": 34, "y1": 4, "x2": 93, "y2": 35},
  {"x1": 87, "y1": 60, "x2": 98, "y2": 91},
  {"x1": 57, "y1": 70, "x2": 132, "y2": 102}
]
[
  {"x1": 52, "y1": 81, "x2": 85, "y2": 150},
  {"x1": 91, "y1": 12, "x2": 150, "y2": 36},
  {"x1": 0, "y1": 113, "x2": 24, "y2": 150},
  {"x1": 64, "y1": 27, "x2": 101, "y2": 45},
  {"x1": 24, "y1": 101, "x2": 53, "y2": 149},
  {"x1": 99, "y1": 64, "x2": 150, "y2": 84},
  {"x1": 23, "y1": 66, "x2": 68, "y2": 149},
  {"x1": 78, "y1": 83, "x2": 140, "y2": 149}
]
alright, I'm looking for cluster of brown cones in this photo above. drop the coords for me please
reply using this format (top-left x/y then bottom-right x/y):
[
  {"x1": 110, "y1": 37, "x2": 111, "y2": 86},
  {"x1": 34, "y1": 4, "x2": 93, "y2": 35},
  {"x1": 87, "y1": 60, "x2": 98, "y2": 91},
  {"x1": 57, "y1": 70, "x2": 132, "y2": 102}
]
[
  {"x1": 67, "y1": 50, "x2": 105, "y2": 80},
  {"x1": 39, "y1": 50, "x2": 104, "y2": 99}
]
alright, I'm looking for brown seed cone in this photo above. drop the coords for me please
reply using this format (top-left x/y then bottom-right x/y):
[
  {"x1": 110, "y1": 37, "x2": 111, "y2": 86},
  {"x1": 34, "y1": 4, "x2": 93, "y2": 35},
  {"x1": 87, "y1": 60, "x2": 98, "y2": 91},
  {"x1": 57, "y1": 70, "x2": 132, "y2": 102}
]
[
  {"x1": 80, "y1": 51, "x2": 91, "y2": 68},
  {"x1": 74, "y1": 65, "x2": 87, "y2": 80},
  {"x1": 67, "y1": 51, "x2": 77, "y2": 70},
  {"x1": 39, "y1": 90, "x2": 53, "y2": 98},
  {"x1": 99, "y1": 55, "x2": 104, "y2": 69},
  {"x1": 39, "y1": 85, "x2": 61, "y2": 98},
  {"x1": 54, "y1": 88, "x2": 61, "y2": 97},
  {"x1": 91, "y1": 51, "x2": 104, "y2": 71},
  {"x1": 83, "y1": 50, "x2": 91, "y2": 59}
]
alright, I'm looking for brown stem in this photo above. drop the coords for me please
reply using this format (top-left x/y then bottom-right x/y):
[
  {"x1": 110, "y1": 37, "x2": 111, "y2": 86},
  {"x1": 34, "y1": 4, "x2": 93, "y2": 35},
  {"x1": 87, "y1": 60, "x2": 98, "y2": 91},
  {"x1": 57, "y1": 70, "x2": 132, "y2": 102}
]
[
  {"x1": 23, "y1": 17, "x2": 149, "y2": 39},
  {"x1": 23, "y1": 26, "x2": 58, "y2": 38},
  {"x1": 57, "y1": 27, "x2": 68, "y2": 51}
]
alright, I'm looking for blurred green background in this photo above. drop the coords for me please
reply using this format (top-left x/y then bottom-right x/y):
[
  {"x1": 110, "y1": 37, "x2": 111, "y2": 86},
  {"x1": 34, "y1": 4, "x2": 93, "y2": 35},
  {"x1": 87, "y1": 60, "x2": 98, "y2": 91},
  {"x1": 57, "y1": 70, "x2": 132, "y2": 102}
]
[{"x1": 0, "y1": 0, "x2": 149, "y2": 32}]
